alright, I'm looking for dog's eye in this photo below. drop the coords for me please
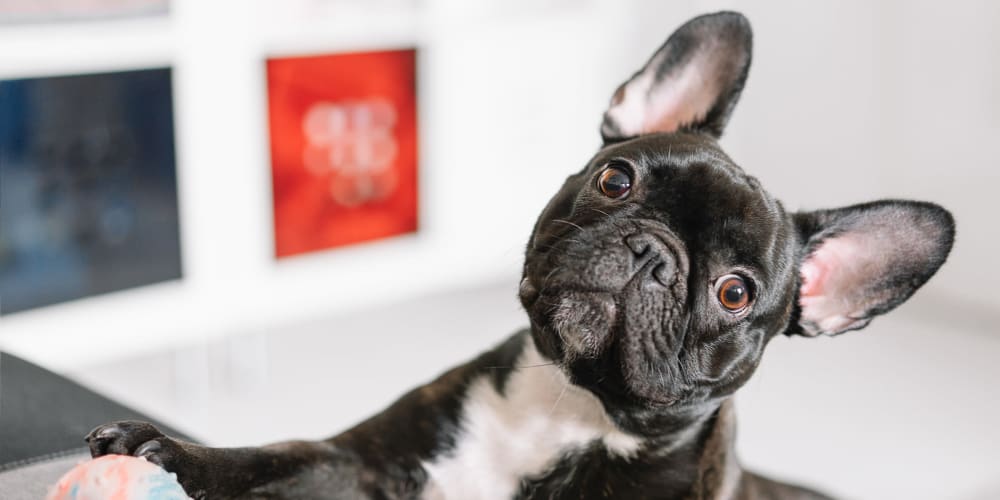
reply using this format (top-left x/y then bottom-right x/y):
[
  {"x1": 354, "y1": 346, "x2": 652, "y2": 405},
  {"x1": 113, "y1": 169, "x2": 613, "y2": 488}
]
[
  {"x1": 597, "y1": 166, "x2": 632, "y2": 199},
  {"x1": 716, "y1": 275, "x2": 751, "y2": 313}
]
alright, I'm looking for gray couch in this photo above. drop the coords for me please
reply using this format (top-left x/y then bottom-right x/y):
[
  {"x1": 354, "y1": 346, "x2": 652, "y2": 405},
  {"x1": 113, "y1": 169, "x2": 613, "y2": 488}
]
[{"x1": 0, "y1": 352, "x2": 191, "y2": 499}]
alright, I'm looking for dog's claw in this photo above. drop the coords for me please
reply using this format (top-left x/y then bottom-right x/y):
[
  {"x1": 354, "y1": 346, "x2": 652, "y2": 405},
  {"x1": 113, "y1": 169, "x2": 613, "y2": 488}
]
[
  {"x1": 134, "y1": 439, "x2": 162, "y2": 458},
  {"x1": 86, "y1": 421, "x2": 166, "y2": 458}
]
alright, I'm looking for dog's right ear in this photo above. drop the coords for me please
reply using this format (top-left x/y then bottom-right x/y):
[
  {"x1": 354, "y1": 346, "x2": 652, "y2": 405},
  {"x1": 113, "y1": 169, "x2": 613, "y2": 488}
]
[{"x1": 601, "y1": 11, "x2": 752, "y2": 143}]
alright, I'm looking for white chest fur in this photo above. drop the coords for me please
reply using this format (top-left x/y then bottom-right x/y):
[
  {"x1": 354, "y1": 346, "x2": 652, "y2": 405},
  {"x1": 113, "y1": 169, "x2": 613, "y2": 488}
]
[{"x1": 419, "y1": 342, "x2": 643, "y2": 500}]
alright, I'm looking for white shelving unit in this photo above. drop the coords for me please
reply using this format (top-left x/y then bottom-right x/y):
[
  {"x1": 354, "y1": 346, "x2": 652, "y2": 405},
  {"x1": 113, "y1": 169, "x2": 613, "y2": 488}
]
[{"x1": 0, "y1": 0, "x2": 646, "y2": 370}]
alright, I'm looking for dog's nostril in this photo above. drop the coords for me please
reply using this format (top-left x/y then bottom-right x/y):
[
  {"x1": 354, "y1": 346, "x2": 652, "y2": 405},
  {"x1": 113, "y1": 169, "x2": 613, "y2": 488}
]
[
  {"x1": 652, "y1": 259, "x2": 676, "y2": 285},
  {"x1": 625, "y1": 233, "x2": 656, "y2": 257},
  {"x1": 625, "y1": 233, "x2": 679, "y2": 286}
]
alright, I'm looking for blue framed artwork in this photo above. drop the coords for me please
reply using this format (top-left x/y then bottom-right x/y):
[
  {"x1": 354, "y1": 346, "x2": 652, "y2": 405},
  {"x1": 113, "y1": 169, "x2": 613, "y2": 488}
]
[{"x1": 0, "y1": 68, "x2": 182, "y2": 315}]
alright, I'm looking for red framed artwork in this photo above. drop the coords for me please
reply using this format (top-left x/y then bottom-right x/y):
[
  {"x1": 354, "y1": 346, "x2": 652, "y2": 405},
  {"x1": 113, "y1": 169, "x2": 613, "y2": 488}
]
[{"x1": 267, "y1": 49, "x2": 418, "y2": 259}]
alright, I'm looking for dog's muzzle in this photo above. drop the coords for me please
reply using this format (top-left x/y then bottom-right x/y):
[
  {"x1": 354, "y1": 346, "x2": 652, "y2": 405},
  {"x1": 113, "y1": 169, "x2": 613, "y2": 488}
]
[{"x1": 521, "y1": 226, "x2": 689, "y2": 361}]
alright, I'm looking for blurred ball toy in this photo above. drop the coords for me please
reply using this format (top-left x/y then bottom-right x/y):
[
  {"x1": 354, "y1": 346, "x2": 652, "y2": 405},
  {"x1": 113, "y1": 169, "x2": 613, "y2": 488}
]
[{"x1": 47, "y1": 454, "x2": 190, "y2": 500}]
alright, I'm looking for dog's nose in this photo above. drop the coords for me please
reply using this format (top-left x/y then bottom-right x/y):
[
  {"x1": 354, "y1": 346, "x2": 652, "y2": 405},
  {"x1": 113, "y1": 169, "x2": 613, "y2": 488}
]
[{"x1": 625, "y1": 233, "x2": 677, "y2": 286}]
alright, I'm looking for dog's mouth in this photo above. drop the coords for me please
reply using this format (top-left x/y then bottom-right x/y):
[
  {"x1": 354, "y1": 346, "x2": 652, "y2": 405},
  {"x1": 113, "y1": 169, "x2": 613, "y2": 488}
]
[
  {"x1": 519, "y1": 256, "x2": 671, "y2": 360},
  {"x1": 519, "y1": 223, "x2": 692, "y2": 406},
  {"x1": 520, "y1": 257, "x2": 685, "y2": 360}
]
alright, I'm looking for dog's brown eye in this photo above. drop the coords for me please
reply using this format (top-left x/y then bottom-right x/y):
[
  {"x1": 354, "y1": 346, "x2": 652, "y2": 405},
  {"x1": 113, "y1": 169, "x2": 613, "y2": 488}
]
[
  {"x1": 716, "y1": 275, "x2": 751, "y2": 312},
  {"x1": 597, "y1": 166, "x2": 631, "y2": 199}
]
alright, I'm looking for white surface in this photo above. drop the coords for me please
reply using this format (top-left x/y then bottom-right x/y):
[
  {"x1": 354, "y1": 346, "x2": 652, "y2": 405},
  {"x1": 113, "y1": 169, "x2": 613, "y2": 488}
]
[{"x1": 68, "y1": 279, "x2": 1000, "y2": 500}]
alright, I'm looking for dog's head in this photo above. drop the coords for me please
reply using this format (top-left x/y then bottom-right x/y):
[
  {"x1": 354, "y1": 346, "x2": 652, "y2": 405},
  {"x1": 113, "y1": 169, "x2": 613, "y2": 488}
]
[{"x1": 519, "y1": 12, "x2": 954, "y2": 414}]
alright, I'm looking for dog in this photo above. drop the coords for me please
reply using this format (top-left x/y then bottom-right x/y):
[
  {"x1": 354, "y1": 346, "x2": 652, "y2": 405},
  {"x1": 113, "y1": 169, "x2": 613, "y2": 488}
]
[{"x1": 86, "y1": 11, "x2": 955, "y2": 499}]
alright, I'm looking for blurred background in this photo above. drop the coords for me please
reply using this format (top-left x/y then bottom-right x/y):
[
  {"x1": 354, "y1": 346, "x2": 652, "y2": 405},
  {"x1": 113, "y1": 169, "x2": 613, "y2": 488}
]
[{"x1": 0, "y1": 0, "x2": 998, "y2": 498}]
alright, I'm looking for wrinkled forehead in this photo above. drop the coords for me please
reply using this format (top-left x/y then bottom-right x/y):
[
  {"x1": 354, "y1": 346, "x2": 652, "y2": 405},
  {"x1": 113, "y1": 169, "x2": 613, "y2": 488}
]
[
  {"x1": 591, "y1": 133, "x2": 788, "y2": 268},
  {"x1": 591, "y1": 132, "x2": 735, "y2": 175}
]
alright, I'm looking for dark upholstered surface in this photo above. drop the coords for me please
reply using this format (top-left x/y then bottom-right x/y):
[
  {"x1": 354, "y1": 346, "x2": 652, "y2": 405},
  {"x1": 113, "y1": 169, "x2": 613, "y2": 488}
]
[{"x1": 0, "y1": 351, "x2": 192, "y2": 469}]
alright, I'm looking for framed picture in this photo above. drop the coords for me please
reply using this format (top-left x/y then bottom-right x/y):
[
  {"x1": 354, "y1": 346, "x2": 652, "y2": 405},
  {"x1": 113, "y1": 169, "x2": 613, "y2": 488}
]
[
  {"x1": 0, "y1": 68, "x2": 182, "y2": 315},
  {"x1": 267, "y1": 49, "x2": 418, "y2": 259}
]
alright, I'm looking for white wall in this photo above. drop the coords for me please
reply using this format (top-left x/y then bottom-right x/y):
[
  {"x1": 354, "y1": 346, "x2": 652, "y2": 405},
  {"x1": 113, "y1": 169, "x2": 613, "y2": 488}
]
[
  {"x1": 0, "y1": 0, "x2": 627, "y2": 368},
  {"x1": 1, "y1": 0, "x2": 996, "y2": 370},
  {"x1": 714, "y1": 0, "x2": 1000, "y2": 313}
]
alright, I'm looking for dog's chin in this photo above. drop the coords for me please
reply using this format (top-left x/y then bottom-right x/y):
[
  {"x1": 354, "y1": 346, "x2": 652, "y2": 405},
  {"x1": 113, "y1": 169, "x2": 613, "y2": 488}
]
[
  {"x1": 520, "y1": 279, "x2": 688, "y2": 408},
  {"x1": 520, "y1": 275, "x2": 613, "y2": 355}
]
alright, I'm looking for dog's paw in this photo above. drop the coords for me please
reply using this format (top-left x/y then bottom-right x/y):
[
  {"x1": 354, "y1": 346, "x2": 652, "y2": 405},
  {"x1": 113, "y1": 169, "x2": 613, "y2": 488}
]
[
  {"x1": 85, "y1": 421, "x2": 187, "y2": 470},
  {"x1": 86, "y1": 421, "x2": 213, "y2": 498}
]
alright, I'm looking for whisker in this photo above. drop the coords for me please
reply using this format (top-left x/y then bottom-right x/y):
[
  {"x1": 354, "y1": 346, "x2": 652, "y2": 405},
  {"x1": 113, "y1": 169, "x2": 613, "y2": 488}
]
[
  {"x1": 552, "y1": 219, "x2": 584, "y2": 232},
  {"x1": 548, "y1": 381, "x2": 569, "y2": 417},
  {"x1": 588, "y1": 206, "x2": 635, "y2": 238},
  {"x1": 484, "y1": 362, "x2": 556, "y2": 370},
  {"x1": 542, "y1": 266, "x2": 562, "y2": 285},
  {"x1": 534, "y1": 265, "x2": 563, "y2": 298},
  {"x1": 561, "y1": 236, "x2": 588, "y2": 248}
]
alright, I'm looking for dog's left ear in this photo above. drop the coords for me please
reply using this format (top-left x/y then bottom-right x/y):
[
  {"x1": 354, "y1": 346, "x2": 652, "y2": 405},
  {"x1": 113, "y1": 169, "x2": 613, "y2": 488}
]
[
  {"x1": 601, "y1": 11, "x2": 752, "y2": 142},
  {"x1": 790, "y1": 201, "x2": 955, "y2": 337}
]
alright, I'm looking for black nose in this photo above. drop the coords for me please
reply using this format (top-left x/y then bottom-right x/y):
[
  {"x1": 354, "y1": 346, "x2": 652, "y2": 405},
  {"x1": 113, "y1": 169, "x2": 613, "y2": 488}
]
[{"x1": 625, "y1": 233, "x2": 677, "y2": 286}]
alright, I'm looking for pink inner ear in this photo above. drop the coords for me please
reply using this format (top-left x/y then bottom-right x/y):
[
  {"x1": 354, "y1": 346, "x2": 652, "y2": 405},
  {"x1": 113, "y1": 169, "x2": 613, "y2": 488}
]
[
  {"x1": 642, "y1": 57, "x2": 720, "y2": 135},
  {"x1": 605, "y1": 50, "x2": 724, "y2": 137},
  {"x1": 799, "y1": 253, "x2": 827, "y2": 298},
  {"x1": 799, "y1": 235, "x2": 872, "y2": 335}
]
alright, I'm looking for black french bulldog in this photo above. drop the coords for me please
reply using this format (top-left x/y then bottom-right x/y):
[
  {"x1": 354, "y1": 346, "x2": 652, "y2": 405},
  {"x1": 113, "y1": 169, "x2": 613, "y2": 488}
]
[{"x1": 87, "y1": 11, "x2": 954, "y2": 500}]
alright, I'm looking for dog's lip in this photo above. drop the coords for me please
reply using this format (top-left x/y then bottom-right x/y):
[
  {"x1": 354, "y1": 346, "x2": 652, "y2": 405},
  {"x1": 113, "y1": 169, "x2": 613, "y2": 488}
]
[
  {"x1": 581, "y1": 370, "x2": 687, "y2": 409},
  {"x1": 520, "y1": 280, "x2": 621, "y2": 308},
  {"x1": 518, "y1": 277, "x2": 540, "y2": 306},
  {"x1": 638, "y1": 395, "x2": 682, "y2": 407},
  {"x1": 523, "y1": 271, "x2": 694, "y2": 409}
]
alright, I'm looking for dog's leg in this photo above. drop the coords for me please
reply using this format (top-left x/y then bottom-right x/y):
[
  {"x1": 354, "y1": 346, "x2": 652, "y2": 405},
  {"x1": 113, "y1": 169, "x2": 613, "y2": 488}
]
[
  {"x1": 86, "y1": 421, "x2": 380, "y2": 499},
  {"x1": 85, "y1": 332, "x2": 529, "y2": 499}
]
